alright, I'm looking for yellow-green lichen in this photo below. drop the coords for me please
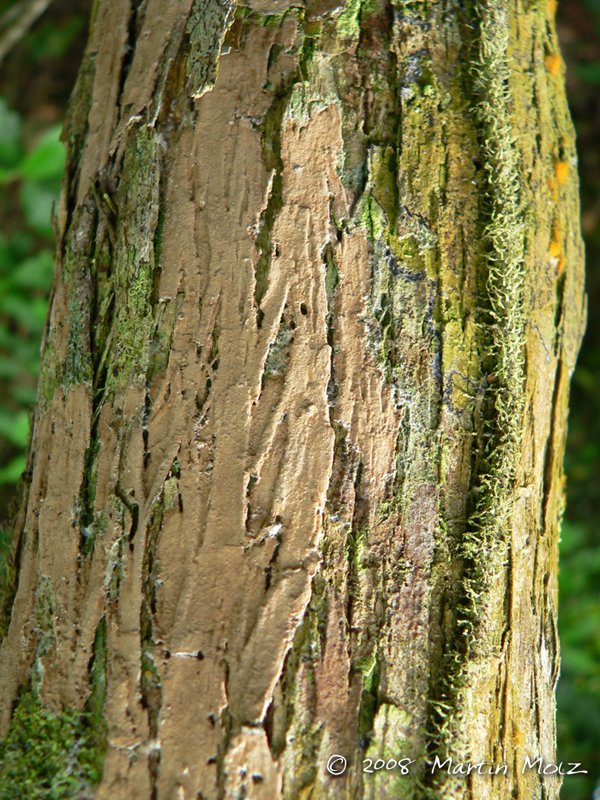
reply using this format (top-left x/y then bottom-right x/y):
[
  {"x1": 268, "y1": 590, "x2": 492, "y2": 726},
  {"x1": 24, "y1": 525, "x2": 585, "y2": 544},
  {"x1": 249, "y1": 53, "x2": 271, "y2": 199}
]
[
  {"x1": 163, "y1": 476, "x2": 180, "y2": 511},
  {"x1": 336, "y1": 0, "x2": 379, "y2": 40},
  {"x1": 360, "y1": 193, "x2": 387, "y2": 243},
  {"x1": 186, "y1": 0, "x2": 236, "y2": 99},
  {"x1": 425, "y1": 0, "x2": 528, "y2": 791}
]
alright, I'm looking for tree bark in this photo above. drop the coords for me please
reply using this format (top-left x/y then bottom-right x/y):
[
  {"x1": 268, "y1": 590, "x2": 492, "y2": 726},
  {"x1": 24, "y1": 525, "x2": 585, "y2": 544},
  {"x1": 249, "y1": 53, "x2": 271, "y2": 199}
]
[{"x1": 0, "y1": 0, "x2": 585, "y2": 798}]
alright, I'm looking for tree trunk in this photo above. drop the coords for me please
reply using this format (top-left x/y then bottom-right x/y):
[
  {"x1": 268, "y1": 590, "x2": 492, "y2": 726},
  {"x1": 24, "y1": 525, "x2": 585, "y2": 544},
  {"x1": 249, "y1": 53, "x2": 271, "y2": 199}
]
[{"x1": 0, "y1": 0, "x2": 585, "y2": 798}]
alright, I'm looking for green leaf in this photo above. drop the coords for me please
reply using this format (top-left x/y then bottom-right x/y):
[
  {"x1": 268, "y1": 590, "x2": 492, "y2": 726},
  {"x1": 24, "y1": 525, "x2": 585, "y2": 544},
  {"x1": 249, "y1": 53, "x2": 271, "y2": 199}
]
[
  {"x1": 0, "y1": 410, "x2": 29, "y2": 447},
  {"x1": 11, "y1": 385, "x2": 38, "y2": 406},
  {"x1": 20, "y1": 125, "x2": 65, "y2": 182},
  {"x1": 28, "y1": 16, "x2": 84, "y2": 60},
  {"x1": 0, "y1": 165, "x2": 18, "y2": 184},
  {"x1": 0, "y1": 294, "x2": 47, "y2": 333},
  {"x1": 561, "y1": 645, "x2": 600, "y2": 678},
  {"x1": 20, "y1": 180, "x2": 57, "y2": 237},
  {"x1": 0, "y1": 455, "x2": 26, "y2": 486},
  {"x1": 573, "y1": 366, "x2": 596, "y2": 393},
  {"x1": 12, "y1": 250, "x2": 54, "y2": 289},
  {"x1": 576, "y1": 63, "x2": 600, "y2": 85},
  {"x1": 0, "y1": 98, "x2": 24, "y2": 168},
  {"x1": 5, "y1": 232, "x2": 34, "y2": 264},
  {"x1": 0, "y1": 357, "x2": 21, "y2": 379}
]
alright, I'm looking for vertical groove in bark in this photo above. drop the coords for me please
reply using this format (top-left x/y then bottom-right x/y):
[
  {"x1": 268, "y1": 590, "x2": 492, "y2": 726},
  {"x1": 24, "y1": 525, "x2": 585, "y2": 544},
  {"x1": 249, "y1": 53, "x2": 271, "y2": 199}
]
[{"x1": 0, "y1": 0, "x2": 585, "y2": 799}]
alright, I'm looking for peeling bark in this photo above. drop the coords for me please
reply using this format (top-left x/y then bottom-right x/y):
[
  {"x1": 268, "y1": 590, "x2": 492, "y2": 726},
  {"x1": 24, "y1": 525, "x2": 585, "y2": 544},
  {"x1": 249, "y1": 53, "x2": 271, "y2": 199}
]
[{"x1": 0, "y1": 0, "x2": 585, "y2": 799}]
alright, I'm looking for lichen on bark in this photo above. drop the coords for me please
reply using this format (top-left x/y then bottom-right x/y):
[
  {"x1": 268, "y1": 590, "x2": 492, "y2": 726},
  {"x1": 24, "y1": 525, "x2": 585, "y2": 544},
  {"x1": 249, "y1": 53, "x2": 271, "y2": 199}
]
[{"x1": 0, "y1": 0, "x2": 585, "y2": 798}]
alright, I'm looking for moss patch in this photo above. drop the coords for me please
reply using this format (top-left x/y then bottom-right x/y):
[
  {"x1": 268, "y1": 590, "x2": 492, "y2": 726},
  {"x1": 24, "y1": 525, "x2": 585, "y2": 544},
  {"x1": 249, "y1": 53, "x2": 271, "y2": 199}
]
[{"x1": 0, "y1": 619, "x2": 108, "y2": 799}]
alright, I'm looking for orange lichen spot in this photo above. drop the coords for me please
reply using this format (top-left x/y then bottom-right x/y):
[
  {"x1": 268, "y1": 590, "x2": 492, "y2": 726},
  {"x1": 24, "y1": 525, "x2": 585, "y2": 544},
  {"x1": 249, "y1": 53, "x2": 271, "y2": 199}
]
[
  {"x1": 554, "y1": 160, "x2": 570, "y2": 186},
  {"x1": 547, "y1": 0, "x2": 558, "y2": 16},
  {"x1": 557, "y1": 256, "x2": 566, "y2": 276},
  {"x1": 545, "y1": 53, "x2": 562, "y2": 77},
  {"x1": 549, "y1": 239, "x2": 562, "y2": 259}
]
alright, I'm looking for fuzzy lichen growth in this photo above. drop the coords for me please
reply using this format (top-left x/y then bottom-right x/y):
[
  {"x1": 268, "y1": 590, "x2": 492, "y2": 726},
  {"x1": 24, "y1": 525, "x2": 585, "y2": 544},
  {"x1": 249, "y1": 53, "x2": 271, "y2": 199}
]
[
  {"x1": 463, "y1": 0, "x2": 526, "y2": 588},
  {"x1": 426, "y1": 0, "x2": 527, "y2": 789}
]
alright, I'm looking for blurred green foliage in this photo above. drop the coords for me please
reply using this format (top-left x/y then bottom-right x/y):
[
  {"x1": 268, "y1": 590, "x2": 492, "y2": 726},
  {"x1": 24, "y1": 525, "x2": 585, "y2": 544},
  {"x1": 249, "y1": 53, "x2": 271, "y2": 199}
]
[
  {"x1": 557, "y1": 521, "x2": 600, "y2": 800},
  {"x1": 0, "y1": 96, "x2": 64, "y2": 486},
  {"x1": 556, "y1": 3, "x2": 600, "y2": 798},
  {"x1": 24, "y1": 15, "x2": 84, "y2": 62}
]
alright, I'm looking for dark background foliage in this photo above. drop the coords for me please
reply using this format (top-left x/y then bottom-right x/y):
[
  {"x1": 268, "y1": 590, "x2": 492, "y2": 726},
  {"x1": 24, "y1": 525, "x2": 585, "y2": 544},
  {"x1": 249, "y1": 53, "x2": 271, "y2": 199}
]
[
  {"x1": 0, "y1": 1, "x2": 598, "y2": 797},
  {"x1": 554, "y1": 3, "x2": 600, "y2": 798}
]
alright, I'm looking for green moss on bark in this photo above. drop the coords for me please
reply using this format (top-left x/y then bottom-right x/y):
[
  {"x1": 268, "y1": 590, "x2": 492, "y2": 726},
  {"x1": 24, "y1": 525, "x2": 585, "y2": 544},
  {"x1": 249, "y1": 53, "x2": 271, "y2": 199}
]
[
  {"x1": 0, "y1": 619, "x2": 108, "y2": 798},
  {"x1": 103, "y1": 127, "x2": 161, "y2": 397}
]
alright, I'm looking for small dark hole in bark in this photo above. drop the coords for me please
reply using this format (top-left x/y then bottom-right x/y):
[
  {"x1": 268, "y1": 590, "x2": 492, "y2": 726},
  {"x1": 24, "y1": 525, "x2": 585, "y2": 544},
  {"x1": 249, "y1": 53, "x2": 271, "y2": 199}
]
[
  {"x1": 197, "y1": 650, "x2": 205, "y2": 660},
  {"x1": 207, "y1": 756, "x2": 217, "y2": 764},
  {"x1": 275, "y1": 514, "x2": 282, "y2": 524},
  {"x1": 178, "y1": 494, "x2": 183, "y2": 513},
  {"x1": 300, "y1": 302, "x2": 307, "y2": 316},
  {"x1": 251, "y1": 774, "x2": 264, "y2": 784},
  {"x1": 165, "y1": 650, "x2": 171, "y2": 659},
  {"x1": 208, "y1": 713, "x2": 216, "y2": 726},
  {"x1": 274, "y1": 243, "x2": 280, "y2": 257}
]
